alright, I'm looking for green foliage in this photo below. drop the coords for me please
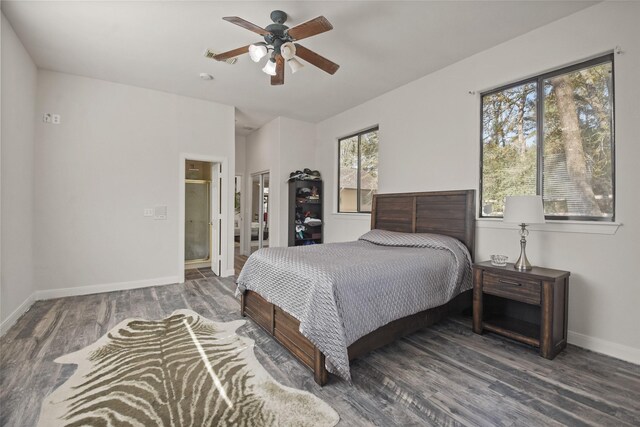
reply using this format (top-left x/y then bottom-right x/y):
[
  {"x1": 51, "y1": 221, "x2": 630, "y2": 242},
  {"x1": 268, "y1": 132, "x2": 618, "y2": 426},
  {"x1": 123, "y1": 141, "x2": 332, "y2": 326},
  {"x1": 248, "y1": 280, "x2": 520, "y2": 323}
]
[
  {"x1": 339, "y1": 131, "x2": 378, "y2": 180},
  {"x1": 482, "y1": 83, "x2": 537, "y2": 215},
  {"x1": 483, "y1": 143, "x2": 536, "y2": 214},
  {"x1": 543, "y1": 63, "x2": 613, "y2": 215},
  {"x1": 339, "y1": 130, "x2": 379, "y2": 212},
  {"x1": 360, "y1": 130, "x2": 379, "y2": 180},
  {"x1": 482, "y1": 60, "x2": 613, "y2": 217}
]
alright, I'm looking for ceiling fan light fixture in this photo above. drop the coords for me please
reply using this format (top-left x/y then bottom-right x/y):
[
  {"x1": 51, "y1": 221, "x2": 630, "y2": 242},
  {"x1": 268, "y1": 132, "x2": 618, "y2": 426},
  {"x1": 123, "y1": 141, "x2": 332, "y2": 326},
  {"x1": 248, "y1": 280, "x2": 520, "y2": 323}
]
[
  {"x1": 287, "y1": 58, "x2": 304, "y2": 74},
  {"x1": 262, "y1": 58, "x2": 277, "y2": 76},
  {"x1": 217, "y1": 11, "x2": 338, "y2": 85},
  {"x1": 280, "y1": 42, "x2": 296, "y2": 60},
  {"x1": 249, "y1": 43, "x2": 268, "y2": 62}
]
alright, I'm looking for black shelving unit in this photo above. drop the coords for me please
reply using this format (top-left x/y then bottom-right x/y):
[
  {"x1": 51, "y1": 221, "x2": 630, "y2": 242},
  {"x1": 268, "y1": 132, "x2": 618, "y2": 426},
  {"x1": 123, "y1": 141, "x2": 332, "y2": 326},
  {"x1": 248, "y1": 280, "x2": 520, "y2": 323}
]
[{"x1": 288, "y1": 180, "x2": 323, "y2": 247}]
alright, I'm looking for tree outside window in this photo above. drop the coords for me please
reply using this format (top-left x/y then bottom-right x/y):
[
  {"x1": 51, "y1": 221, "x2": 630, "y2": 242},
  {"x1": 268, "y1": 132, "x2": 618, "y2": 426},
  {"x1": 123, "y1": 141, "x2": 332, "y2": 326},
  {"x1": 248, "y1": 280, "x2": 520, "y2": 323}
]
[
  {"x1": 481, "y1": 55, "x2": 614, "y2": 220},
  {"x1": 338, "y1": 127, "x2": 379, "y2": 213}
]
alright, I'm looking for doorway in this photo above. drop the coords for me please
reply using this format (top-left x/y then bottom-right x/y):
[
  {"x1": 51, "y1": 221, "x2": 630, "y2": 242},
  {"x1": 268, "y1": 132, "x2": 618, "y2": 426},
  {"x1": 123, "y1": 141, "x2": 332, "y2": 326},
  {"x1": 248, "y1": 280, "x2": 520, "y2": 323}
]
[
  {"x1": 185, "y1": 179, "x2": 211, "y2": 265},
  {"x1": 250, "y1": 172, "x2": 269, "y2": 254},
  {"x1": 184, "y1": 159, "x2": 220, "y2": 277}
]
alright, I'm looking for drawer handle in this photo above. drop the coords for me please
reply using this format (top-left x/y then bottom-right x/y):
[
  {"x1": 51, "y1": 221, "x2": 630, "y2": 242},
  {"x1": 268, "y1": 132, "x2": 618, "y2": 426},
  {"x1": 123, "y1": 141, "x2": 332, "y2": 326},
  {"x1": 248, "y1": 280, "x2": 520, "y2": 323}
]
[{"x1": 498, "y1": 279, "x2": 522, "y2": 287}]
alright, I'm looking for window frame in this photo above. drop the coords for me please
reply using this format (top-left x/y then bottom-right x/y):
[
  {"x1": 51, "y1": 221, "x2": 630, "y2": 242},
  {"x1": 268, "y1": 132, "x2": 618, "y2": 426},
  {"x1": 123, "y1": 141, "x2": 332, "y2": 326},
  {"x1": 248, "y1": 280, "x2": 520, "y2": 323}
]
[
  {"x1": 337, "y1": 126, "x2": 379, "y2": 213},
  {"x1": 479, "y1": 53, "x2": 615, "y2": 222}
]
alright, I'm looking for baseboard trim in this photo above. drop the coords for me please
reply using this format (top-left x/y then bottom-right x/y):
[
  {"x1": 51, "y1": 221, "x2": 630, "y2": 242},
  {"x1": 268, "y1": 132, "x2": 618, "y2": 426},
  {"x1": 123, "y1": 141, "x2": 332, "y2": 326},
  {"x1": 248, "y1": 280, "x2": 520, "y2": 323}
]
[
  {"x1": 34, "y1": 276, "x2": 180, "y2": 300},
  {"x1": 185, "y1": 261, "x2": 212, "y2": 270},
  {"x1": 568, "y1": 330, "x2": 640, "y2": 365},
  {"x1": 223, "y1": 269, "x2": 236, "y2": 278},
  {"x1": 0, "y1": 293, "x2": 36, "y2": 336}
]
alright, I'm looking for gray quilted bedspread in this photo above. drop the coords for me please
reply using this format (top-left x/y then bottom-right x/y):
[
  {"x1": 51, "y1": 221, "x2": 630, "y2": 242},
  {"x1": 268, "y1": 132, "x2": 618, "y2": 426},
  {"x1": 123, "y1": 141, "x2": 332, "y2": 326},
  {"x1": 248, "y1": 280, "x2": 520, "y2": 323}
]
[{"x1": 236, "y1": 229, "x2": 472, "y2": 381}]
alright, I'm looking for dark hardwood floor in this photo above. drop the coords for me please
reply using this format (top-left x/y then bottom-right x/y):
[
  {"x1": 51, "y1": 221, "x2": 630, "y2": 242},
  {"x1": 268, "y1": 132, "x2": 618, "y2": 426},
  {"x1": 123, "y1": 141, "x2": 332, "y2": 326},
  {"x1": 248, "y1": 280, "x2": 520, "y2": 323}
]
[
  {"x1": 185, "y1": 266, "x2": 217, "y2": 280},
  {"x1": 235, "y1": 252, "x2": 248, "y2": 276},
  {"x1": 1, "y1": 276, "x2": 638, "y2": 426}
]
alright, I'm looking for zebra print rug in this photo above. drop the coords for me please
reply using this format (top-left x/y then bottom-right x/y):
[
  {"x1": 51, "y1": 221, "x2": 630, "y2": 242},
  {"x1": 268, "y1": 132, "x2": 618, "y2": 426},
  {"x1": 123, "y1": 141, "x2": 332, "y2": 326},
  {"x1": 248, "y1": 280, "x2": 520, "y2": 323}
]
[{"x1": 37, "y1": 309, "x2": 339, "y2": 426}]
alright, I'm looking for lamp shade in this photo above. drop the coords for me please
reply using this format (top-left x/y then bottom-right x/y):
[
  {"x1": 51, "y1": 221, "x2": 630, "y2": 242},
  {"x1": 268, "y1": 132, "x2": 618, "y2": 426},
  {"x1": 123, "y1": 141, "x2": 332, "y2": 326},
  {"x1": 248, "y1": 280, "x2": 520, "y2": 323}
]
[
  {"x1": 287, "y1": 58, "x2": 304, "y2": 73},
  {"x1": 503, "y1": 195, "x2": 545, "y2": 224},
  {"x1": 249, "y1": 44, "x2": 268, "y2": 62},
  {"x1": 262, "y1": 58, "x2": 277, "y2": 76},
  {"x1": 280, "y1": 42, "x2": 296, "y2": 60}
]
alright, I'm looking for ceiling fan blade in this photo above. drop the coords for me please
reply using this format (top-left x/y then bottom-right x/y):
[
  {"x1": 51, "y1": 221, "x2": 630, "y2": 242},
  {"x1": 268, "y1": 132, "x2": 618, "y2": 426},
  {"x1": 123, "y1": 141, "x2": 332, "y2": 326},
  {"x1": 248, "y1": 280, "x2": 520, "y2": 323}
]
[
  {"x1": 271, "y1": 55, "x2": 285, "y2": 86},
  {"x1": 294, "y1": 44, "x2": 340, "y2": 75},
  {"x1": 222, "y1": 16, "x2": 270, "y2": 36},
  {"x1": 287, "y1": 16, "x2": 333, "y2": 41},
  {"x1": 211, "y1": 45, "x2": 251, "y2": 61}
]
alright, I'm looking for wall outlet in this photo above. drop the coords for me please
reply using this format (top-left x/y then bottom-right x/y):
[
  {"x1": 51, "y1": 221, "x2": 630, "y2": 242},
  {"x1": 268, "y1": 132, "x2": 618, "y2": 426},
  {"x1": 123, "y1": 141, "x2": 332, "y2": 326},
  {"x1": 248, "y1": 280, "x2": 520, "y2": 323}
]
[
  {"x1": 143, "y1": 208, "x2": 154, "y2": 217},
  {"x1": 43, "y1": 113, "x2": 52, "y2": 123},
  {"x1": 52, "y1": 114, "x2": 61, "y2": 124}
]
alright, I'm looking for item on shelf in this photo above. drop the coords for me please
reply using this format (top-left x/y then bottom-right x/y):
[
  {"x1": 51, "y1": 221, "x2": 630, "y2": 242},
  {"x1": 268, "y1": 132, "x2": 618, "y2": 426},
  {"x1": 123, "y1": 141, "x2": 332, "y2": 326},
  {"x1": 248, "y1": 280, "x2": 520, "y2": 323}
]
[
  {"x1": 304, "y1": 217, "x2": 322, "y2": 226},
  {"x1": 308, "y1": 186, "x2": 320, "y2": 200},
  {"x1": 490, "y1": 254, "x2": 508, "y2": 266},
  {"x1": 289, "y1": 179, "x2": 322, "y2": 247},
  {"x1": 287, "y1": 168, "x2": 322, "y2": 182},
  {"x1": 295, "y1": 224, "x2": 306, "y2": 240}
]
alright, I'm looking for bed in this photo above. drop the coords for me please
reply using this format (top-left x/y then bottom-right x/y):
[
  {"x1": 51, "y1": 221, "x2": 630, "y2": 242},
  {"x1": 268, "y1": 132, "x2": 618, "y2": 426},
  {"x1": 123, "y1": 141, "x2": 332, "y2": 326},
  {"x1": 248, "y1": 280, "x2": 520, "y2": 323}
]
[{"x1": 236, "y1": 190, "x2": 476, "y2": 385}]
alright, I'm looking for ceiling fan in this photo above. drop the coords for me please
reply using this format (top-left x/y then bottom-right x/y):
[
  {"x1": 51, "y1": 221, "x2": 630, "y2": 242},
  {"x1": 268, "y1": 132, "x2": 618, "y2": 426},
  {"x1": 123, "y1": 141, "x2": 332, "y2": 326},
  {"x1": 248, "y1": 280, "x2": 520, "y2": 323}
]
[{"x1": 211, "y1": 10, "x2": 339, "y2": 86}]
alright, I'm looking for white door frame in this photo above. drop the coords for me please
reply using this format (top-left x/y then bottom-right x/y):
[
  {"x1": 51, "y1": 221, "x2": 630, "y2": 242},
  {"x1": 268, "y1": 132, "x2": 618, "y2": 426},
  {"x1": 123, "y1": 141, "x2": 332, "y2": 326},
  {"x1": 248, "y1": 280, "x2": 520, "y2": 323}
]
[
  {"x1": 248, "y1": 170, "x2": 270, "y2": 254},
  {"x1": 211, "y1": 164, "x2": 221, "y2": 276},
  {"x1": 241, "y1": 171, "x2": 255, "y2": 255},
  {"x1": 179, "y1": 153, "x2": 231, "y2": 282},
  {"x1": 235, "y1": 174, "x2": 246, "y2": 257}
]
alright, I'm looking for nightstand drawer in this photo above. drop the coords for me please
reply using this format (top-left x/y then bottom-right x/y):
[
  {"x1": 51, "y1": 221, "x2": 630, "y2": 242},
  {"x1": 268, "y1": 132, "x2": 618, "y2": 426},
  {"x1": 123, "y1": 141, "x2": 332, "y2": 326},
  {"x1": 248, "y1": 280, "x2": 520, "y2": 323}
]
[{"x1": 482, "y1": 272, "x2": 541, "y2": 305}]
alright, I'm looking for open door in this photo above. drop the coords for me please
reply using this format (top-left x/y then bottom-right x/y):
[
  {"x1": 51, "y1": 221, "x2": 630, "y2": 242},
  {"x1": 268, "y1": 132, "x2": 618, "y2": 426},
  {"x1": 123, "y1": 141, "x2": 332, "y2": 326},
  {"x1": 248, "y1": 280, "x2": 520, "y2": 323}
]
[
  {"x1": 181, "y1": 155, "x2": 229, "y2": 281},
  {"x1": 250, "y1": 172, "x2": 270, "y2": 253},
  {"x1": 210, "y1": 163, "x2": 223, "y2": 276}
]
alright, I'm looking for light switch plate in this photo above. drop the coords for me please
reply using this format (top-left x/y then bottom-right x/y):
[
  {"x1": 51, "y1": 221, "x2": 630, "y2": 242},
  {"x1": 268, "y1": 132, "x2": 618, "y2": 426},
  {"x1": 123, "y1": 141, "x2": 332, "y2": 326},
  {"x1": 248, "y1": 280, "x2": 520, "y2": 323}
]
[
  {"x1": 143, "y1": 208, "x2": 154, "y2": 217},
  {"x1": 154, "y1": 206, "x2": 168, "y2": 220}
]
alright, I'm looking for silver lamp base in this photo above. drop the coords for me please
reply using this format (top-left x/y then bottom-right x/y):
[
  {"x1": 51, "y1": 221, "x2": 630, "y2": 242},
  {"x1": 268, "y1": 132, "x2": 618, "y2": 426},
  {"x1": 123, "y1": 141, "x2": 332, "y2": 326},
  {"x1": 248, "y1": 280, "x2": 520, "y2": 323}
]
[{"x1": 514, "y1": 223, "x2": 532, "y2": 271}]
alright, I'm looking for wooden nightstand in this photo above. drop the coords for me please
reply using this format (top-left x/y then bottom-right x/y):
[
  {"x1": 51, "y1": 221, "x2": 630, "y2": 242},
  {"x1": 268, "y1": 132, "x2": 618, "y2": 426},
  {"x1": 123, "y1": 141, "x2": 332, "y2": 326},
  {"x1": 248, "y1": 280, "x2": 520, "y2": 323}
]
[{"x1": 472, "y1": 261, "x2": 570, "y2": 359}]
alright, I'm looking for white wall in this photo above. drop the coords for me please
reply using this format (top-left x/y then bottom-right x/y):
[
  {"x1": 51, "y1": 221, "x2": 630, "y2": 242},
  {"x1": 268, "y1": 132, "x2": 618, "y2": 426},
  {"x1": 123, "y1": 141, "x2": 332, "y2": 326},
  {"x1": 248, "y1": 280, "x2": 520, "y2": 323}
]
[
  {"x1": 316, "y1": 110, "x2": 381, "y2": 243},
  {"x1": 0, "y1": 13, "x2": 38, "y2": 331},
  {"x1": 33, "y1": 70, "x2": 235, "y2": 295},
  {"x1": 316, "y1": 2, "x2": 640, "y2": 363},
  {"x1": 277, "y1": 117, "x2": 316, "y2": 247},
  {"x1": 244, "y1": 117, "x2": 316, "y2": 250},
  {"x1": 235, "y1": 133, "x2": 247, "y2": 253},
  {"x1": 244, "y1": 118, "x2": 280, "y2": 250},
  {"x1": 235, "y1": 134, "x2": 246, "y2": 175}
]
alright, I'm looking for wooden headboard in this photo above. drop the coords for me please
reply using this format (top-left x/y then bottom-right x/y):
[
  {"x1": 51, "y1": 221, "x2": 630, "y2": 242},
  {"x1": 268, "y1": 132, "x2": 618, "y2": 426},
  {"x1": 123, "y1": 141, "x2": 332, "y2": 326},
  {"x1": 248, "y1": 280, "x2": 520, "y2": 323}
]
[{"x1": 370, "y1": 190, "x2": 476, "y2": 260}]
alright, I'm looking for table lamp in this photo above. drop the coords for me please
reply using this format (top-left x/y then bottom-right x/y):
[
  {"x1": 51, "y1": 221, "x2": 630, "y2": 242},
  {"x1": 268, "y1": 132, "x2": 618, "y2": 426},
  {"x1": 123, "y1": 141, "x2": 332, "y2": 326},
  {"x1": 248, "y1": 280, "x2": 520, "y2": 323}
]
[{"x1": 503, "y1": 195, "x2": 545, "y2": 271}]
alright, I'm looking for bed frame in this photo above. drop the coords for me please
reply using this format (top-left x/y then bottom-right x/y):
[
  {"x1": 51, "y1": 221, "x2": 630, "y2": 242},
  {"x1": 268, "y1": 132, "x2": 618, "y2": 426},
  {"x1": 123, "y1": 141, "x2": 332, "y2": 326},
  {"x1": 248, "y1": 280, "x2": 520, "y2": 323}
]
[{"x1": 240, "y1": 190, "x2": 476, "y2": 385}]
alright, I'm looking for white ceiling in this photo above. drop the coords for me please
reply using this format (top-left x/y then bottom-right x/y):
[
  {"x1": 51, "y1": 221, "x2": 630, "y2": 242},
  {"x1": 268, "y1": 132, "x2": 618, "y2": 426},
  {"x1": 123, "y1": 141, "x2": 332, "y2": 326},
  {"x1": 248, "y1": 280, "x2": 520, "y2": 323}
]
[{"x1": 2, "y1": 1, "x2": 596, "y2": 134}]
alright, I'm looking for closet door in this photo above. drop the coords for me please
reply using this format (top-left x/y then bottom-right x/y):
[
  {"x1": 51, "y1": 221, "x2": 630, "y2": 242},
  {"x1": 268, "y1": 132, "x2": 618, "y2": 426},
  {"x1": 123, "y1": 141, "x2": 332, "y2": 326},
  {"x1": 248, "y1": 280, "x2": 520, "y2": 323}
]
[
  {"x1": 250, "y1": 172, "x2": 270, "y2": 253},
  {"x1": 261, "y1": 173, "x2": 269, "y2": 249}
]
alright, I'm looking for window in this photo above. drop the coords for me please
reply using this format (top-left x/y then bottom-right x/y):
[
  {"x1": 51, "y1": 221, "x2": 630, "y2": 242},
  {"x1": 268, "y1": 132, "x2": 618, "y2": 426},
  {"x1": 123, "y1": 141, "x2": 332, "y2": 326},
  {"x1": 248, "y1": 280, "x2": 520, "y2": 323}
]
[
  {"x1": 481, "y1": 54, "x2": 614, "y2": 221},
  {"x1": 338, "y1": 127, "x2": 379, "y2": 213}
]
